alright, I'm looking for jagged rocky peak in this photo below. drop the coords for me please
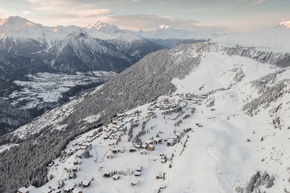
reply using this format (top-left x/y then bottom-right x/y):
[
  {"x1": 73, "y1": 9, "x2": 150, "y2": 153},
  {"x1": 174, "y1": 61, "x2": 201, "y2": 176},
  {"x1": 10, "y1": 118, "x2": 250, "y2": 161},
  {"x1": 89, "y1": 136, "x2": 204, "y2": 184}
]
[
  {"x1": 89, "y1": 21, "x2": 121, "y2": 33},
  {"x1": 279, "y1": 21, "x2": 290, "y2": 29}
]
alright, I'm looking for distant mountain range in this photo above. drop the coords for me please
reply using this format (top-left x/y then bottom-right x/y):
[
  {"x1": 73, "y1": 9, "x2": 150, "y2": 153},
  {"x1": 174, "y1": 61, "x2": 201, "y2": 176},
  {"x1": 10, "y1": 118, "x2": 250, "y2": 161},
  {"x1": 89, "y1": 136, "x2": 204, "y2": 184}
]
[{"x1": 0, "y1": 16, "x2": 224, "y2": 136}]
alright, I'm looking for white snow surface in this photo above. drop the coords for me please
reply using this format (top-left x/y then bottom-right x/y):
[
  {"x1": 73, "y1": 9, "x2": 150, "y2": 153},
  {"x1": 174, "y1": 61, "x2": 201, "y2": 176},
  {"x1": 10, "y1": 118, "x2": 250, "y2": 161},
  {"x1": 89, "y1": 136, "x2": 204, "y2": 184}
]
[
  {"x1": 9, "y1": 71, "x2": 116, "y2": 110},
  {"x1": 22, "y1": 45, "x2": 290, "y2": 193},
  {"x1": 213, "y1": 27, "x2": 290, "y2": 53},
  {"x1": 0, "y1": 16, "x2": 229, "y2": 44}
]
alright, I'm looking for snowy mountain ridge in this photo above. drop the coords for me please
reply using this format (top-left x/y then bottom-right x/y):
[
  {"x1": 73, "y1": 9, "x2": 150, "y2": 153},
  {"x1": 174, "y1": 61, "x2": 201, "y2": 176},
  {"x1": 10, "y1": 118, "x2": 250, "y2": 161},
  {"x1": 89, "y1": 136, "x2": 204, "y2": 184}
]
[
  {"x1": 0, "y1": 16, "x2": 226, "y2": 44},
  {"x1": 279, "y1": 21, "x2": 290, "y2": 29},
  {"x1": 1, "y1": 42, "x2": 290, "y2": 193}
]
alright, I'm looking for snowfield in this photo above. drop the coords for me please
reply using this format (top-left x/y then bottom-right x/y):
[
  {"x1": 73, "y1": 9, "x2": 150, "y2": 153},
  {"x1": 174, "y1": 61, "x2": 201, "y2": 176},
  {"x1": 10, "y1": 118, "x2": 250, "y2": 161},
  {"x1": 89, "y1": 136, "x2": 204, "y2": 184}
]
[
  {"x1": 9, "y1": 71, "x2": 116, "y2": 110},
  {"x1": 20, "y1": 45, "x2": 290, "y2": 193}
]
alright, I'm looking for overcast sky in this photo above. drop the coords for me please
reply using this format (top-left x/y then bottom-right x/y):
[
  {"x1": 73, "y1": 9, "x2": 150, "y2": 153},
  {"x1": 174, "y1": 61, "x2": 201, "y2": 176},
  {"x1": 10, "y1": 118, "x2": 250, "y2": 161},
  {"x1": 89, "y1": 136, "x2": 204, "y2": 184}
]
[{"x1": 0, "y1": 0, "x2": 290, "y2": 32}]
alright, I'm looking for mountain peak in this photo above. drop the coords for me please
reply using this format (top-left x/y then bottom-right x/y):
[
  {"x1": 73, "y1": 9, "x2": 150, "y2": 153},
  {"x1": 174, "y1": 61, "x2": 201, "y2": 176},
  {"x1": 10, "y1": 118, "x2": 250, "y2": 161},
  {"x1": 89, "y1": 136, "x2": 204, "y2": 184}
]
[
  {"x1": 158, "y1": 24, "x2": 171, "y2": 30},
  {"x1": 89, "y1": 21, "x2": 119, "y2": 31},
  {"x1": 279, "y1": 21, "x2": 290, "y2": 29},
  {"x1": 0, "y1": 16, "x2": 34, "y2": 27}
]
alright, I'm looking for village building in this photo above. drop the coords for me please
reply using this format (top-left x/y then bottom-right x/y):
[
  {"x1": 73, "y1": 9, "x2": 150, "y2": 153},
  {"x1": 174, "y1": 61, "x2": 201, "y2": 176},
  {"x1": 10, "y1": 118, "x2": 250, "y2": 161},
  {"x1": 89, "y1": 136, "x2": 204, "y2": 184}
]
[
  {"x1": 71, "y1": 165, "x2": 79, "y2": 173},
  {"x1": 154, "y1": 137, "x2": 163, "y2": 144},
  {"x1": 103, "y1": 170, "x2": 117, "y2": 178},
  {"x1": 112, "y1": 174, "x2": 120, "y2": 180},
  {"x1": 148, "y1": 144, "x2": 155, "y2": 151},
  {"x1": 141, "y1": 143, "x2": 148, "y2": 149},
  {"x1": 161, "y1": 156, "x2": 167, "y2": 163},
  {"x1": 103, "y1": 172, "x2": 111, "y2": 178},
  {"x1": 167, "y1": 138, "x2": 177, "y2": 146},
  {"x1": 75, "y1": 150, "x2": 86, "y2": 159},
  {"x1": 156, "y1": 172, "x2": 165, "y2": 179},
  {"x1": 136, "y1": 165, "x2": 142, "y2": 172},
  {"x1": 69, "y1": 173, "x2": 77, "y2": 179},
  {"x1": 134, "y1": 170, "x2": 141, "y2": 176},
  {"x1": 82, "y1": 177, "x2": 93, "y2": 188},
  {"x1": 131, "y1": 179, "x2": 139, "y2": 187},
  {"x1": 111, "y1": 146, "x2": 119, "y2": 154},
  {"x1": 175, "y1": 132, "x2": 182, "y2": 139},
  {"x1": 145, "y1": 139, "x2": 154, "y2": 145},
  {"x1": 129, "y1": 147, "x2": 136, "y2": 152}
]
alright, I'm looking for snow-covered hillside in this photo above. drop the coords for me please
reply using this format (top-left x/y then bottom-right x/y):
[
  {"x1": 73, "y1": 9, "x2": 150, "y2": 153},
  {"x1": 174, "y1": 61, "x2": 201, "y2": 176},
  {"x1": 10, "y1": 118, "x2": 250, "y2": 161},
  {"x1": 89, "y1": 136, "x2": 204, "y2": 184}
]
[
  {"x1": 5, "y1": 43, "x2": 290, "y2": 193},
  {"x1": 0, "y1": 16, "x2": 165, "y2": 136}
]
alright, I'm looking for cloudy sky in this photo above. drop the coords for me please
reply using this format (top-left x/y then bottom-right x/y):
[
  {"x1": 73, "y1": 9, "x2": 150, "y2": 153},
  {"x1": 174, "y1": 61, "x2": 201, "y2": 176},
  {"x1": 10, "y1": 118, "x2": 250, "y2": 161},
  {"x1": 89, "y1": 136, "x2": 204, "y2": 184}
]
[{"x1": 0, "y1": 0, "x2": 290, "y2": 32}]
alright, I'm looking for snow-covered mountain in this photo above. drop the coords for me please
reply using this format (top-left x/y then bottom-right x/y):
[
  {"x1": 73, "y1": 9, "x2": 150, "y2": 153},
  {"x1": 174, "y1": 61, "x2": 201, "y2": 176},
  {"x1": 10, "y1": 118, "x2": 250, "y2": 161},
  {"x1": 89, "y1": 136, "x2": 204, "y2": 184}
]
[
  {"x1": 138, "y1": 24, "x2": 227, "y2": 40},
  {"x1": 0, "y1": 16, "x2": 165, "y2": 136},
  {"x1": 1, "y1": 28, "x2": 290, "y2": 193},
  {"x1": 2, "y1": 16, "x2": 290, "y2": 193},
  {"x1": 1, "y1": 15, "x2": 228, "y2": 137}
]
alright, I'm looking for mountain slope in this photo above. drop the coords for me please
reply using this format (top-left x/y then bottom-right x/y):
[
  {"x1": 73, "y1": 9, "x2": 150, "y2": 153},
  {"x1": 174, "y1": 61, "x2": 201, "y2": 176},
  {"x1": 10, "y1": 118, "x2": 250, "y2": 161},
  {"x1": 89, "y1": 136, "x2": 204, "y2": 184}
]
[
  {"x1": 0, "y1": 16, "x2": 165, "y2": 136},
  {"x1": 1, "y1": 41, "x2": 290, "y2": 192}
]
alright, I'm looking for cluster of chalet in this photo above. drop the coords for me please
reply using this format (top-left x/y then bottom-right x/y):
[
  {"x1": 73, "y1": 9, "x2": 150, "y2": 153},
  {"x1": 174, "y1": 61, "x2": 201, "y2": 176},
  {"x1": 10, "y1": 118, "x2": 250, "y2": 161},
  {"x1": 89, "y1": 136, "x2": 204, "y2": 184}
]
[
  {"x1": 165, "y1": 128, "x2": 191, "y2": 147},
  {"x1": 18, "y1": 94, "x2": 201, "y2": 193},
  {"x1": 58, "y1": 131, "x2": 102, "y2": 162},
  {"x1": 139, "y1": 137, "x2": 162, "y2": 151},
  {"x1": 148, "y1": 97, "x2": 182, "y2": 112},
  {"x1": 101, "y1": 165, "x2": 144, "y2": 186}
]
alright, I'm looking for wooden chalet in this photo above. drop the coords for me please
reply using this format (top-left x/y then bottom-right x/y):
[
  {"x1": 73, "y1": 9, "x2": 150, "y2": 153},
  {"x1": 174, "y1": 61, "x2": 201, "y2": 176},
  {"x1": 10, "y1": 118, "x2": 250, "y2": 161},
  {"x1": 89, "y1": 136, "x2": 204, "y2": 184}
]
[
  {"x1": 129, "y1": 147, "x2": 136, "y2": 152},
  {"x1": 113, "y1": 174, "x2": 120, "y2": 180},
  {"x1": 131, "y1": 179, "x2": 139, "y2": 187},
  {"x1": 154, "y1": 137, "x2": 163, "y2": 144},
  {"x1": 148, "y1": 144, "x2": 155, "y2": 151},
  {"x1": 156, "y1": 172, "x2": 165, "y2": 179}
]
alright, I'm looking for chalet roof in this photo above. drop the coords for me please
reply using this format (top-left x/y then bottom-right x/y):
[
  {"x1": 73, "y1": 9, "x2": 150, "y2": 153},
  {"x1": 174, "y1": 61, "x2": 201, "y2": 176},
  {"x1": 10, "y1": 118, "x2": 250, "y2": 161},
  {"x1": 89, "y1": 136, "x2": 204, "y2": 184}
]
[
  {"x1": 136, "y1": 165, "x2": 142, "y2": 172},
  {"x1": 111, "y1": 146, "x2": 119, "y2": 152},
  {"x1": 82, "y1": 180, "x2": 91, "y2": 186},
  {"x1": 154, "y1": 137, "x2": 162, "y2": 141},
  {"x1": 131, "y1": 179, "x2": 139, "y2": 184},
  {"x1": 145, "y1": 139, "x2": 154, "y2": 144},
  {"x1": 113, "y1": 174, "x2": 120, "y2": 180}
]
